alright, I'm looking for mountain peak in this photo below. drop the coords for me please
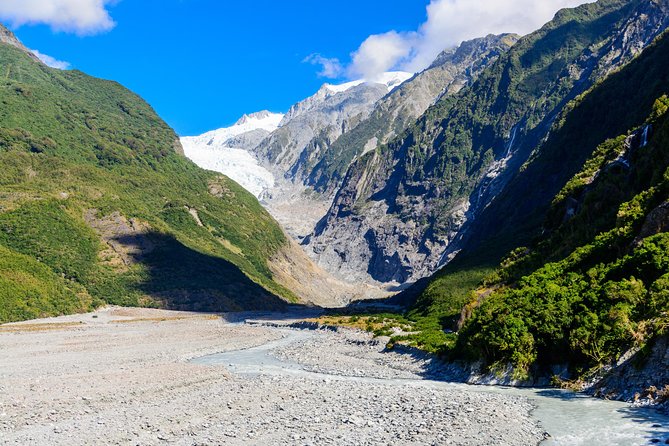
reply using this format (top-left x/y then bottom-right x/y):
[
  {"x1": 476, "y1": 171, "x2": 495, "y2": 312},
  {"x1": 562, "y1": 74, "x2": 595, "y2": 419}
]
[
  {"x1": 187, "y1": 110, "x2": 283, "y2": 144},
  {"x1": 429, "y1": 33, "x2": 520, "y2": 69},
  {"x1": 235, "y1": 110, "x2": 280, "y2": 126},
  {"x1": 0, "y1": 23, "x2": 42, "y2": 63},
  {"x1": 322, "y1": 71, "x2": 414, "y2": 95}
]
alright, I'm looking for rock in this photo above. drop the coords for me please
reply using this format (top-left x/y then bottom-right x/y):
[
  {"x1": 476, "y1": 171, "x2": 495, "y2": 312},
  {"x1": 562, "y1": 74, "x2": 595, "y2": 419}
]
[{"x1": 306, "y1": 1, "x2": 669, "y2": 286}]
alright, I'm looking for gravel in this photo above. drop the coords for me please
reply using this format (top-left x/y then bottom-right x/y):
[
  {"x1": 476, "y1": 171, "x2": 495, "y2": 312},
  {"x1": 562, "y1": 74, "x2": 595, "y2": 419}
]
[{"x1": 0, "y1": 307, "x2": 544, "y2": 445}]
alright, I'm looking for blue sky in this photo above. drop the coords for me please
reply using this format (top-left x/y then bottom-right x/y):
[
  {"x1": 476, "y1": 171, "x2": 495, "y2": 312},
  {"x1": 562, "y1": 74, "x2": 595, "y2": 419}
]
[
  {"x1": 8, "y1": 1, "x2": 430, "y2": 136},
  {"x1": 2, "y1": 0, "x2": 587, "y2": 136}
]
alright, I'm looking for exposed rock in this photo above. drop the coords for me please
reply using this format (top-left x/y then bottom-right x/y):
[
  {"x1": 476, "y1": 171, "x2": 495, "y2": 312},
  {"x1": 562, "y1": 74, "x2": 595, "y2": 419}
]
[
  {"x1": 84, "y1": 210, "x2": 154, "y2": 271},
  {"x1": 172, "y1": 138, "x2": 185, "y2": 156},
  {"x1": 591, "y1": 335, "x2": 669, "y2": 405},
  {"x1": 635, "y1": 201, "x2": 669, "y2": 244},
  {"x1": 268, "y1": 236, "x2": 390, "y2": 308},
  {"x1": 0, "y1": 24, "x2": 40, "y2": 63},
  {"x1": 306, "y1": 0, "x2": 669, "y2": 285},
  {"x1": 254, "y1": 83, "x2": 391, "y2": 183},
  {"x1": 186, "y1": 207, "x2": 204, "y2": 227},
  {"x1": 223, "y1": 128, "x2": 271, "y2": 151}
]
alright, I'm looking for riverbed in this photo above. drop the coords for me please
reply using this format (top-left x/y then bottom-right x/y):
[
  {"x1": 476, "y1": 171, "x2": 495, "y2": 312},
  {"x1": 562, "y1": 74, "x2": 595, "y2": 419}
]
[
  {"x1": 193, "y1": 326, "x2": 669, "y2": 446},
  {"x1": 1, "y1": 307, "x2": 667, "y2": 445}
]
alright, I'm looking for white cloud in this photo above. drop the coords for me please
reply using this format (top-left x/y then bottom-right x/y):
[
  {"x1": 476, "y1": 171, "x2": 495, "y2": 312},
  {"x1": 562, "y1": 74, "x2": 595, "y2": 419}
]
[
  {"x1": 304, "y1": 54, "x2": 344, "y2": 79},
  {"x1": 348, "y1": 31, "x2": 414, "y2": 80},
  {"x1": 0, "y1": 0, "x2": 116, "y2": 35},
  {"x1": 29, "y1": 49, "x2": 71, "y2": 70},
  {"x1": 348, "y1": 0, "x2": 590, "y2": 79}
]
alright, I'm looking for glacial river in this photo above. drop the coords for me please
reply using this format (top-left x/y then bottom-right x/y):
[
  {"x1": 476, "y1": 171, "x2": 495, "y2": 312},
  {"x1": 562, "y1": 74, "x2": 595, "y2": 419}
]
[{"x1": 193, "y1": 329, "x2": 669, "y2": 445}]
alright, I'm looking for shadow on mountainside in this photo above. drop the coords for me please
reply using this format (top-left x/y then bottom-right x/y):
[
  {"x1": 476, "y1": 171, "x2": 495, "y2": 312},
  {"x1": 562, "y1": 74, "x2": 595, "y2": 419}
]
[{"x1": 116, "y1": 232, "x2": 305, "y2": 313}]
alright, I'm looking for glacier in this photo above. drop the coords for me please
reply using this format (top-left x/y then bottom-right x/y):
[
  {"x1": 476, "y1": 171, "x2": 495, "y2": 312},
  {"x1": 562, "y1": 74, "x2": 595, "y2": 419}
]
[
  {"x1": 181, "y1": 72, "x2": 414, "y2": 199},
  {"x1": 181, "y1": 111, "x2": 282, "y2": 198}
]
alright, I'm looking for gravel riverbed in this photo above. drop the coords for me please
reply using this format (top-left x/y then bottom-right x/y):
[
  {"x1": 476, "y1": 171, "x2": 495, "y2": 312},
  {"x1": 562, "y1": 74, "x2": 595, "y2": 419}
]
[{"x1": 0, "y1": 307, "x2": 545, "y2": 445}]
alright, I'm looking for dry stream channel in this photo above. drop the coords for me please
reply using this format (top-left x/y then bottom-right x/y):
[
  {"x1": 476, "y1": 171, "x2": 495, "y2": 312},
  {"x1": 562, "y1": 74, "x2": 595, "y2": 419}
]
[
  {"x1": 1, "y1": 308, "x2": 667, "y2": 445},
  {"x1": 193, "y1": 325, "x2": 669, "y2": 446}
]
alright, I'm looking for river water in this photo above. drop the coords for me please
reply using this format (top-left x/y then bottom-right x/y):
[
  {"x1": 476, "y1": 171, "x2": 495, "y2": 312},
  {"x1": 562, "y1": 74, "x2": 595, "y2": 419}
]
[{"x1": 192, "y1": 329, "x2": 669, "y2": 445}]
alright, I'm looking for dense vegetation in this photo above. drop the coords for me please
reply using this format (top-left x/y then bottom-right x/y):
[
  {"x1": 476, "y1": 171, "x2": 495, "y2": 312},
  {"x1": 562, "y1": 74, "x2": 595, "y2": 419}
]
[
  {"x1": 0, "y1": 34, "x2": 297, "y2": 322},
  {"x1": 402, "y1": 29, "x2": 669, "y2": 379},
  {"x1": 458, "y1": 97, "x2": 669, "y2": 378}
]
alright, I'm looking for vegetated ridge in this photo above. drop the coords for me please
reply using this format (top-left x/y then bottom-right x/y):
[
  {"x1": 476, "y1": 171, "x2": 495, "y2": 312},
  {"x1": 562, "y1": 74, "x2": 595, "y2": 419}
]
[{"x1": 0, "y1": 25, "x2": 333, "y2": 323}]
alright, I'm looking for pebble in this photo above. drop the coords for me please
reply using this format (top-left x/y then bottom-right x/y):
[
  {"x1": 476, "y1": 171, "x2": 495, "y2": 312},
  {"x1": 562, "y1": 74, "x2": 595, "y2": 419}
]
[{"x1": 0, "y1": 311, "x2": 545, "y2": 446}]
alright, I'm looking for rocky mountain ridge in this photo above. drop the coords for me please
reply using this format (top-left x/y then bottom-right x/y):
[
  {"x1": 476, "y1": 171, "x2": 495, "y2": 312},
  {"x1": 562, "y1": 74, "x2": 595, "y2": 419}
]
[
  {"x1": 0, "y1": 25, "x2": 39, "y2": 63},
  {"x1": 303, "y1": 34, "x2": 520, "y2": 197},
  {"x1": 306, "y1": 0, "x2": 669, "y2": 285}
]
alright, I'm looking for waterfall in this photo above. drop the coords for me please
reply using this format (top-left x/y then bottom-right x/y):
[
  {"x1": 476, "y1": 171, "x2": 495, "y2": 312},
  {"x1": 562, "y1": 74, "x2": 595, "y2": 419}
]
[
  {"x1": 503, "y1": 125, "x2": 519, "y2": 159},
  {"x1": 640, "y1": 124, "x2": 652, "y2": 147}
]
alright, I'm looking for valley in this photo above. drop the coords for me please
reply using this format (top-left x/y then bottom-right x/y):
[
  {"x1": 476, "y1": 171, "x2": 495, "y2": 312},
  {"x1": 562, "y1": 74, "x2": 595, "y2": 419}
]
[
  {"x1": 2, "y1": 307, "x2": 667, "y2": 445},
  {"x1": 179, "y1": 0, "x2": 669, "y2": 396},
  {"x1": 1, "y1": 0, "x2": 669, "y2": 443}
]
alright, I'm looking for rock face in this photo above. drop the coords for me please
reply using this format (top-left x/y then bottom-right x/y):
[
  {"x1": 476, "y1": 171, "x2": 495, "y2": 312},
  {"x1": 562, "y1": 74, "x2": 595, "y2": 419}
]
[
  {"x1": 0, "y1": 24, "x2": 40, "y2": 63},
  {"x1": 304, "y1": 34, "x2": 520, "y2": 196},
  {"x1": 306, "y1": 0, "x2": 669, "y2": 285},
  {"x1": 268, "y1": 237, "x2": 391, "y2": 308},
  {"x1": 255, "y1": 81, "x2": 393, "y2": 185},
  {"x1": 262, "y1": 36, "x2": 518, "y2": 242},
  {"x1": 592, "y1": 336, "x2": 669, "y2": 403}
]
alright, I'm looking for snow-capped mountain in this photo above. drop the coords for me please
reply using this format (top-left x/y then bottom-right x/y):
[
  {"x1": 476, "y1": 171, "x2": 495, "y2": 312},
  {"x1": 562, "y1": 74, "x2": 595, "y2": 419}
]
[
  {"x1": 182, "y1": 72, "x2": 415, "y2": 202},
  {"x1": 256, "y1": 71, "x2": 415, "y2": 177},
  {"x1": 181, "y1": 111, "x2": 283, "y2": 197},
  {"x1": 185, "y1": 111, "x2": 284, "y2": 150},
  {"x1": 323, "y1": 71, "x2": 414, "y2": 94},
  {"x1": 182, "y1": 73, "x2": 417, "y2": 236}
]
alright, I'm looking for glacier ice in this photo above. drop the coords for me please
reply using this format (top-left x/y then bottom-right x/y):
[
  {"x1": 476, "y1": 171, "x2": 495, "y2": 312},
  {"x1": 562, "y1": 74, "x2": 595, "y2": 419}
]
[
  {"x1": 181, "y1": 72, "x2": 414, "y2": 199},
  {"x1": 181, "y1": 111, "x2": 282, "y2": 198}
]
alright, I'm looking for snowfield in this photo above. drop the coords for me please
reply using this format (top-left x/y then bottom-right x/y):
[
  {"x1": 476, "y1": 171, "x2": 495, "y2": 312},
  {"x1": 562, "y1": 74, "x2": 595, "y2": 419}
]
[
  {"x1": 324, "y1": 71, "x2": 413, "y2": 94},
  {"x1": 181, "y1": 72, "x2": 414, "y2": 198},
  {"x1": 181, "y1": 111, "x2": 282, "y2": 197}
]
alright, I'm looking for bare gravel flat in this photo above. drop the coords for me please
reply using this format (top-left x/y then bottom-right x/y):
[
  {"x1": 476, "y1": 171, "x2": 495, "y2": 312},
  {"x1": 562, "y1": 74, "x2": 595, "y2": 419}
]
[{"x1": 0, "y1": 307, "x2": 543, "y2": 445}]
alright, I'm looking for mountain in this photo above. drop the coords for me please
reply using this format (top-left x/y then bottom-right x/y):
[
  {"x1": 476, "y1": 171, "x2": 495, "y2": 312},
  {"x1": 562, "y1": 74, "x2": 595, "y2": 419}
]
[
  {"x1": 255, "y1": 75, "x2": 412, "y2": 238},
  {"x1": 450, "y1": 31, "x2": 669, "y2": 384},
  {"x1": 0, "y1": 25, "x2": 346, "y2": 323},
  {"x1": 181, "y1": 111, "x2": 282, "y2": 197},
  {"x1": 304, "y1": 34, "x2": 519, "y2": 197},
  {"x1": 363, "y1": 2, "x2": 669, "y2": 392},
  {"x1": 260, "y1": 38, "x2": 520, "y2": 242},
  {"x1": 308, "y1": 0, "x2": 669, "y2": 285},
  {"x1": 184, "y1": 72, "x2": 415, "y2": 239},
  {"x1": 187, "y1": 37, "x2": 518, "y2": 245},
  {"x1": 255, "y1": 72, "x2": 414, "y2": 188}
]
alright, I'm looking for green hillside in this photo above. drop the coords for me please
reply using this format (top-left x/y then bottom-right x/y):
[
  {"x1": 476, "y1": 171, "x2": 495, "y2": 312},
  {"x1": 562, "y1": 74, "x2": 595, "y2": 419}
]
[
  {"x1": 0, "y1": 30, "x2": 298, "y2": 322},
  {"x1": 404, "y1": 30, "x2": 669, "y2": 379},
  {"x1": 458, "y1": 97, "x2": 669, "y2": 378}
]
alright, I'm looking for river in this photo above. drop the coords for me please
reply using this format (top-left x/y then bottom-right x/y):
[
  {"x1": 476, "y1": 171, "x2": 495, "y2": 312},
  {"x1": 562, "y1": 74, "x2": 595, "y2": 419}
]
[{"x1": 193, "y1": 328, "x2": 669, "y2": 446}]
